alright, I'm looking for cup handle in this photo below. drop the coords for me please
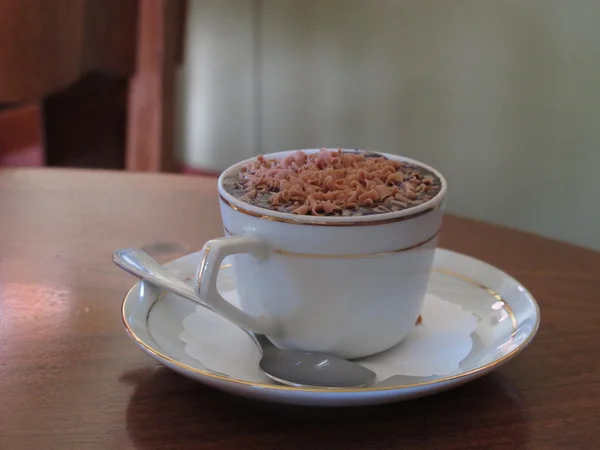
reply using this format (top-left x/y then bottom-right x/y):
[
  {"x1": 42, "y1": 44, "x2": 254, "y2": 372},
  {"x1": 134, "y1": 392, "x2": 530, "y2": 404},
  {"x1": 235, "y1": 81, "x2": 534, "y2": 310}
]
[{"x1": 195, "y1": 235, "x2": 279, "y2": 336}]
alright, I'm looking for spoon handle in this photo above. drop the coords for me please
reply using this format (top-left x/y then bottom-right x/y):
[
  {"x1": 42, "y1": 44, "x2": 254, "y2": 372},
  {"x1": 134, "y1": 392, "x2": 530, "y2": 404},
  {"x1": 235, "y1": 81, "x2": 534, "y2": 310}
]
[
  {"x1": 114, "y1": 248, "x2": 268, "y2": 345},
  {"x1": 113, "y1": 248, "x2": 207, "y2": 308}
]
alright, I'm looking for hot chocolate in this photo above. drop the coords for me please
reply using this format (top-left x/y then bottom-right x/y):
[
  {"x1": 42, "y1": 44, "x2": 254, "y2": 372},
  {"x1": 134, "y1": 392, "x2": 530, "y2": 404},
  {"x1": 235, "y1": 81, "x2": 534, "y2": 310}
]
[{"x1": 222, "y1": 148, "x2": 441, "y2": 217}]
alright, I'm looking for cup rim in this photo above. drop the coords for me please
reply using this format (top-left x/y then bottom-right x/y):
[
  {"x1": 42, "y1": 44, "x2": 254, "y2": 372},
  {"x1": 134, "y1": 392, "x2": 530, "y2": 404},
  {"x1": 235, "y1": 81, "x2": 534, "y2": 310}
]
[{"x1": 217, "y1": 148, "x2": 447, "y2": 225}]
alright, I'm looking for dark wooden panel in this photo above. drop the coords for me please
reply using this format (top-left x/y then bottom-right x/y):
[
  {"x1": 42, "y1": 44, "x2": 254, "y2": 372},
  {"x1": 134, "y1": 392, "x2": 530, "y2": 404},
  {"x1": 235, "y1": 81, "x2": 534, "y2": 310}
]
[
  {"x1": 44, "y1": 75, "x2": 126, "y2": 169},
  {"x1": 81, "y1": 0, "x2": 139, "y2": 76},
  {"x1": 0, "y1": 0, "x2": 86, "y2": 101}
]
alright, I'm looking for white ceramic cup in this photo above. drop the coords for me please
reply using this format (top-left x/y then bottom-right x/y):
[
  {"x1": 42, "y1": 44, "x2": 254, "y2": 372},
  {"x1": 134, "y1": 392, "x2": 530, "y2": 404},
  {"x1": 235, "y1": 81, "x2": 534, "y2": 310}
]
[{"x1": 195, "y1": 149, "x2": 447, "y2": 359}]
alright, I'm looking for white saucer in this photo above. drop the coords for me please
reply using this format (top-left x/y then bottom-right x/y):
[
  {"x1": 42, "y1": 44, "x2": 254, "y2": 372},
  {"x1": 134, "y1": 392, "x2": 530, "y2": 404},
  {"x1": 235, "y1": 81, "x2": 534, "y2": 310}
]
[{"x1": 121, "y1": 248, "x2": 539, "y2": 407}]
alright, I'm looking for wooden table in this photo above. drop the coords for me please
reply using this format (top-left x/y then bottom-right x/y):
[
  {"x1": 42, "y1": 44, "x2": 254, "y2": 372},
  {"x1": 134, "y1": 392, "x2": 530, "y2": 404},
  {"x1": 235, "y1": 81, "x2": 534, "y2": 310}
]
[{"x1": 1, "y1": 168, "x2": 599, "y2": 449}]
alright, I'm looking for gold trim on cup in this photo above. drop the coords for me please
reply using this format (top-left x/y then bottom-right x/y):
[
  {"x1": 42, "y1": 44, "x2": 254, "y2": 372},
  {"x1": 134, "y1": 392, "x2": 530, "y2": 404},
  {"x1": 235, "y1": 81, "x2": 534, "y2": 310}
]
[
  {"x1": 218, "y1": 193, "x2": 441, "y2": 227},
  {"x1": 121, "y1": 266, "x2": 537, "y2": 394},
  {"x1": 221, "y1": 226, "x2": 440, "y2": 258}
]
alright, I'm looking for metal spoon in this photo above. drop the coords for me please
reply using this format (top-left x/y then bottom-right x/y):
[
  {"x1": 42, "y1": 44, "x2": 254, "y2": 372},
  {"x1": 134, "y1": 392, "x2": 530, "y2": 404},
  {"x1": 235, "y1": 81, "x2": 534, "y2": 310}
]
[{"x1": 113, "y1": 248, "x2": 376, "y2": 389}]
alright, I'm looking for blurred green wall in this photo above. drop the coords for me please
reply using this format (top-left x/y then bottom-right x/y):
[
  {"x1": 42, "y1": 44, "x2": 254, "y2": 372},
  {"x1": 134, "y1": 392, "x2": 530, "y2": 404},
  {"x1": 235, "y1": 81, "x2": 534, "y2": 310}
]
[{"x1": 178, "y1": 0, "x2": 600, "y2": 250}]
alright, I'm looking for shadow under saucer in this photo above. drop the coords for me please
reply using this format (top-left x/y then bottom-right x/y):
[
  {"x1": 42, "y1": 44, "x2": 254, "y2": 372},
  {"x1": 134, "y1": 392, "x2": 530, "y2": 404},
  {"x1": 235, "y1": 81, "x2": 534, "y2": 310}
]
[{"x1": 123, "y1": 368, "x2": 532, "y2": 450}]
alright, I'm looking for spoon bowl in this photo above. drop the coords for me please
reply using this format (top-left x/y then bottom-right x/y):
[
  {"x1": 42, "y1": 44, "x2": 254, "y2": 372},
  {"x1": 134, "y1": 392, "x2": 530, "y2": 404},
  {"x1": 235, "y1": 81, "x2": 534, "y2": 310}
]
[{"x1": 113, "y1": 248, "x2": 376, "y2": 389}]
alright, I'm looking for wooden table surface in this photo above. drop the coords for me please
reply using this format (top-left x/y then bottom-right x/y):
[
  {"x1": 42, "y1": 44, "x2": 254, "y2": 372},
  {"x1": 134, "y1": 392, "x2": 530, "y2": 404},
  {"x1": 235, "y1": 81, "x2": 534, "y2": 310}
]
[{"x1": 1, "y1": 168, "x2": 599, "y2": 449}]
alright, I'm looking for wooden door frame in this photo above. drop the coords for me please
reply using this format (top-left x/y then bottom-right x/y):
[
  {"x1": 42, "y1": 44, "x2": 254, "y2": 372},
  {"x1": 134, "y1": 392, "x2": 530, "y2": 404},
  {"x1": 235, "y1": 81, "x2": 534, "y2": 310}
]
[{"x1": 126, "y1": 0, "x2": 187, "y2": 172}]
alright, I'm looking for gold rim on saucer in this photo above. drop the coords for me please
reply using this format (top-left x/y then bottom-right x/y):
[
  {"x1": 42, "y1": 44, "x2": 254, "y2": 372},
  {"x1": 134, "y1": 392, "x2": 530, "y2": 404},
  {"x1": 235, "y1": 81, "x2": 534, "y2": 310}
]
[{"x1": 121, "y1": 266, "x2": 536, "y2": 394}]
